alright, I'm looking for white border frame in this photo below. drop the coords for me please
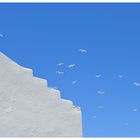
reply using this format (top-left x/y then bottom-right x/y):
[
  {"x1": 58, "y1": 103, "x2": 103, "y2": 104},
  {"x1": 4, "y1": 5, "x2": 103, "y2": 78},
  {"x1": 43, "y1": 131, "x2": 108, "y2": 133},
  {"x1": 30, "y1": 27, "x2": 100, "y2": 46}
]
[
  {"x1": 0, "y1": 1, "x2": 140, "y2": 139},
  {"x1": 0, "y1": 0, "x2": 140, "y2": 2}
]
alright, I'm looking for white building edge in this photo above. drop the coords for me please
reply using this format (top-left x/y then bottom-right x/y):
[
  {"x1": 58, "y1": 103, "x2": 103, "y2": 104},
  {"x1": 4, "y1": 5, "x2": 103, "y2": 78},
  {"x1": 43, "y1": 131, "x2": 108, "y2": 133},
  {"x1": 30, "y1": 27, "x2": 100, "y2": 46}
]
[{"x1": 0, "y1": 52, "x2": 82, "y2": 137}]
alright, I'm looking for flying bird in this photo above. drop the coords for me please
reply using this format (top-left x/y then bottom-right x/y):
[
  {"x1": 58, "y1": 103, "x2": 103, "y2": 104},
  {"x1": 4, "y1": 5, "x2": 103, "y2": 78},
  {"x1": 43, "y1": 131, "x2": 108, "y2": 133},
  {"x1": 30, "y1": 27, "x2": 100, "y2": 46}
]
[
  {"x1": 51, "y1": 87, "x2": 58, "y2": 90},
  {"x1": 97, "y1": 91, "x2": 105, "y2": 95},
  {"x1": 72, "y1": 80, "x2": 77, "y2": 84},
  {"x1": 56, "y1": 71, "x2": 64, "y2": 75},
  {"x1": 124, "y1": 122, "x2": 129, "y2": 127},
  {"x1": 134, "y1": 82, "x2": 140, "y2": 87},
  {"x1": 57, "y1": 63, "x2": 64, "y2": 66},
  {"x1": 118, "y1": 75, "x2": 123, "y2": 78},
  {"x1": 79, "y1": 49, "x2": 87, "y2": 53},
  {"x1": 68, "y1": 64, "x2": 76, "y2": 68},
  {"x1": 97, "y1": 106, "x2": 104, "y2": 109},
  {"x1": 133, "y1": 108, "x2": 138, "y2": 112},
  {"x1": 92, "y1": 115, "x2": 97, "y2": 119},
  {"x1": 95, "y1": 74, "x2": 101, "y2": 78},
  {"x1": 0, "y1": 34, "x2": 3, "y2": 37}
]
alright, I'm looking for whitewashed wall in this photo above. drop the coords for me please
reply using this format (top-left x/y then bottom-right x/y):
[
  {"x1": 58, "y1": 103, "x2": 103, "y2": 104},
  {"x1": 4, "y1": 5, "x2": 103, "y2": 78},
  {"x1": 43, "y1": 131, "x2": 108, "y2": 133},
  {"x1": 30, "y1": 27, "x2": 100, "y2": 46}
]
[{"x1": 0, "y1": 52, "x2": 82, "y2": 137}]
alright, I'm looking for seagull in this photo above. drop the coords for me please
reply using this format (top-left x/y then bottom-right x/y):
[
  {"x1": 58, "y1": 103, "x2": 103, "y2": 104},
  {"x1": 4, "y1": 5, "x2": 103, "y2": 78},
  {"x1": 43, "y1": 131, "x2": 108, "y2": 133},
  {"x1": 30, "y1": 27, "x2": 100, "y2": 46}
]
[
  {"x1": 68, "y1": 64, "x2": 76, "y2": 68},
  {"x1": 56, "y1": 71, "x2": 64, "y2": 75},
  {"x1": 97, "y1": 106, "x2": 104, "y2": 109},
  {"x1": 134, "y1": 82, "x2": 140, "y2": 87},
  {"x1": 133, "y1": 108, "x2": 138, "y2": 112},
  {"x1": 72, "y1": 80, "x2": 77, "y2": 84},
  {"x1": 92, "y1": 115, "x2": 97, "y2": 119},
  {"x1": 95, "y1": 74, "x2": 101, "y2": 78},
  {"x1": 0, "y1": 34, "x2": 3, "y2": 37},
  {"x1": 79, "y1": 49, "x2": 87, "y2": 53},
  {"x1": 97, "y1": 91, "x2": 105, "y2": 95},
  {"x1": 51, "y1": 87, "x2": 58, "y2": 90},
  {"x1": 57, "y1": 63, "x2": 64, "y2": 66},
  {"x1": 118, "y1": 75, "x2": 123, "y2": 78},
  {"x1": 124, "y1": 122, "x2": 129, "y2": 127}
]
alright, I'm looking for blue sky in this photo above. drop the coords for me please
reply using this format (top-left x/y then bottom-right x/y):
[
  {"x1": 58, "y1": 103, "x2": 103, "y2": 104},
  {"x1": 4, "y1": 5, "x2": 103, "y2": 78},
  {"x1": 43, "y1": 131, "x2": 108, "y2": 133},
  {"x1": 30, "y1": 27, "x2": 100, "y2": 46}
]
[{"x1": 1, "y1": 3, "x2": 140, "y2": 137}]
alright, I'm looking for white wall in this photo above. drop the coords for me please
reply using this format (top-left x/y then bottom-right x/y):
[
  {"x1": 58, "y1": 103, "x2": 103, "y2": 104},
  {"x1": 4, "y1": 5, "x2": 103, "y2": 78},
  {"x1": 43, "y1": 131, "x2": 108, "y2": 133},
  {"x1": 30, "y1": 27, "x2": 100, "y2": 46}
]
[{"x1": 0, "y1": 52, "x2": 82, "y2": 137}]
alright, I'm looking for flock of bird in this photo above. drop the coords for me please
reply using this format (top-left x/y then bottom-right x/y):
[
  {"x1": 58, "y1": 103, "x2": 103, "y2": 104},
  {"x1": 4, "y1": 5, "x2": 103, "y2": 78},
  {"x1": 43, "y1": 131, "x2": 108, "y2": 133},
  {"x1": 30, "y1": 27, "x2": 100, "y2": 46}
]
[
  {"x1": 56, "y1": 48, "x2": 87, "y2": 85},
  {"x1": 55, "y1": 46, "x2": 140, "y2": 128},
  {"x1": 94, "y1": 73, "x2": 140, "y2": 126}
]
